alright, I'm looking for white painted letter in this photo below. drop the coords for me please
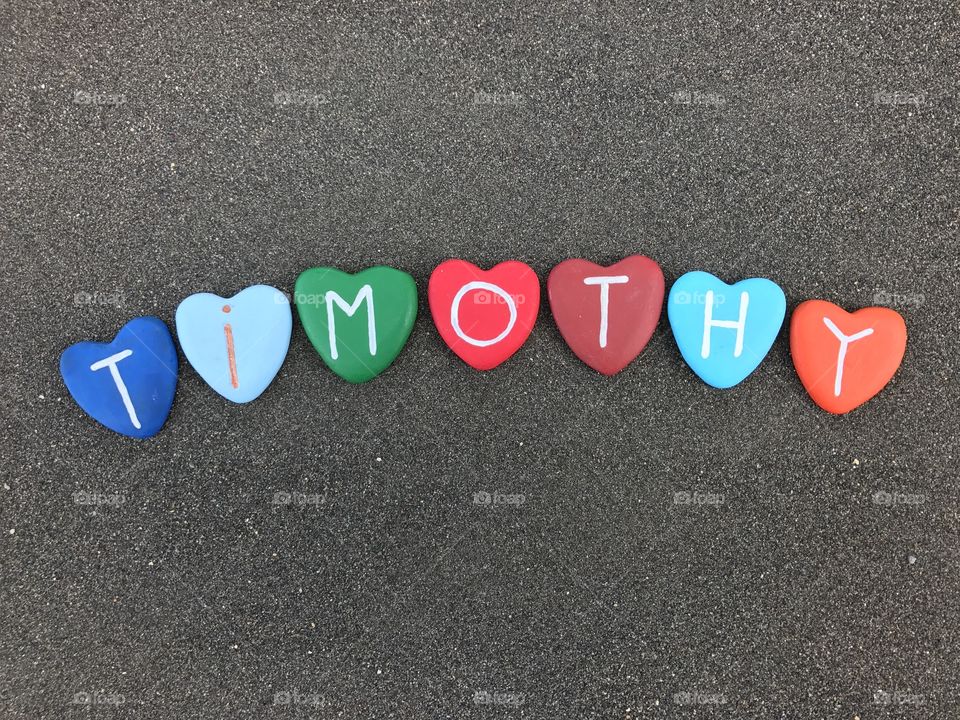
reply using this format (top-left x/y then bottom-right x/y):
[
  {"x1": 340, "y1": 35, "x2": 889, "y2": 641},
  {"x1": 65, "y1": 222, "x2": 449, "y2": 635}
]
[
  {"x1": 325, "y1": 285, "x2": 376, "y2": 360},
  {"x1": 583, "y1": 275, "x2": 629, "y2": 348},
  {"x1": 822, "y1": 317, "x2": 873, "y2": 396},
  {"x1": 451, "y1": 281, "x2": 517, "y2": 347},
  {"x1": 701, "y1": 291, "x2": 749, "y2": 359},
  {"x1": 89, "y1": 349, "x2": 141, "y2": 429}
]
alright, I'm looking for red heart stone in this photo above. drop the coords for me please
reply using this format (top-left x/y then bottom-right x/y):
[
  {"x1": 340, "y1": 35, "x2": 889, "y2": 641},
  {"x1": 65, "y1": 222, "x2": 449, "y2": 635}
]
[
  {"x1": 790, "y1": 300, "x2": 907, "y2": 414},
  {"x1": 548, "y1": 255, "x2": 665, "y2": 375},
  {"x1": 428, "y1": 260, "x2": 541, "y2": 370}
]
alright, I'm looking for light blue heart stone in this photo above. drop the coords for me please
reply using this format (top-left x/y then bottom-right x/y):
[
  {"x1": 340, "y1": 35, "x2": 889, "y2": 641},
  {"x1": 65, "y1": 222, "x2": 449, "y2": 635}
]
[
  {"x1": 667, "y1": 271, "x2": 786, "y2": 389},
  {"x1": 176, "y1": 285, "x2": 292, "y2": 403}
]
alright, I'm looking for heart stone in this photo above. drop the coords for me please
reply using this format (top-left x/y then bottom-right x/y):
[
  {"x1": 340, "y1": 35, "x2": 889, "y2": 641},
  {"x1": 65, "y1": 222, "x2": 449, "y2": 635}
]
[
  {"x1": 176, "y1": 284, "x2": 292, "y2": 403},
  {"x1": 790, "y1": 299, "x2": 907, "y2": 414},
  {"x1": 548, "y1": 255, "x2": 664, "y2": 375},
  {"x1": 428, "y1": 259, "x2": 540, "y2": 371},
  {"x1": 60, "y1": 316, "x2": 178, "y2": 438},
  {"x1": 667, "y1": 271, "x2": 786, "y2": 389},
  {"x1": 294, "y1": 266, "x2": 418, "y2": 383}
]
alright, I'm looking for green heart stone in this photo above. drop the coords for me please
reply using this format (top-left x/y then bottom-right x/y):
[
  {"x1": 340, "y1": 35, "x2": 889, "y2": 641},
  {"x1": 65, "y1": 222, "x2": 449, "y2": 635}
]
[{"x1": 294, "y1": 266, "x2": 418, "y2": 383}]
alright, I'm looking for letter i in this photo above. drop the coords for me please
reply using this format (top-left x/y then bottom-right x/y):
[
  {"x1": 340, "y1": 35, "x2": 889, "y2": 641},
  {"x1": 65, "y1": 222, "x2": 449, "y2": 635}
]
[{"x1": 223, "y1": 304, "x2": 239, "y2": 388}]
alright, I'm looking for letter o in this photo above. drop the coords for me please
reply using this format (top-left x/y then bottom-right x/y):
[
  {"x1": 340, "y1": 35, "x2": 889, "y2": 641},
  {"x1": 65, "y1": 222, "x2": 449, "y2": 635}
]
[{"x1": 450, "y1": 281, "x2": 517, "y2": 347}]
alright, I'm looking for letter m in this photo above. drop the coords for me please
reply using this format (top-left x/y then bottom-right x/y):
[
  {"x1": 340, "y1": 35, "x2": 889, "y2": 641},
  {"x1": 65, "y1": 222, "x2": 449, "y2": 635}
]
[{"x1": 325, "y1": 285, "x2": 376, "y2": 360}]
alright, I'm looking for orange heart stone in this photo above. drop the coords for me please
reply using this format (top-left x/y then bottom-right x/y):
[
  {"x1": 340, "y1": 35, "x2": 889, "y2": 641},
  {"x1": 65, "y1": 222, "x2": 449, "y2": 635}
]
[{"x1": 790, "y1": 300, "x2": 907, "y2": 414}]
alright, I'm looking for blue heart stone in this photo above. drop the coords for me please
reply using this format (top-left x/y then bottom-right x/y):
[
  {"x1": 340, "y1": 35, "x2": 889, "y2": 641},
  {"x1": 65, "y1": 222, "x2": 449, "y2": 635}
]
[
  {"x1": 667, "y1": 271, "x2": 786, "y2": 389},
  {"x1": 60, "y1": 317, "x2": 178, "y2": 438}
]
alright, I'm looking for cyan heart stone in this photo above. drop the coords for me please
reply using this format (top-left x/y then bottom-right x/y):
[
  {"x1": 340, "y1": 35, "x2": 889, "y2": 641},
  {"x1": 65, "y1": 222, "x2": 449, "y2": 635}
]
[
  {"x1": 60, "y1": 316, "x2": 178, "y2": 438},
  {"x1": 667, "y1": 271, "x2": 786, "y2": 388},
  {"x1": 176, "y1": 285, "x2": 292, "y2": 403}
]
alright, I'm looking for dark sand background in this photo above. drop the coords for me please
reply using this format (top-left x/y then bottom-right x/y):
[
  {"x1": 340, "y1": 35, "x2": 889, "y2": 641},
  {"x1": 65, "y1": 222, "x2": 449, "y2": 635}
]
[{"x1": 2, "y1": 3, "x2": 958, "y2": 718}]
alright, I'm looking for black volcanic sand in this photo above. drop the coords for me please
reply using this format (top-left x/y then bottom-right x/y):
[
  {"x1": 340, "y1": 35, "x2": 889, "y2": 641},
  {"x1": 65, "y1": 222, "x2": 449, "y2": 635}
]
[{"x1": 1, "y1": 3, "x2": 958, "y2": 718}]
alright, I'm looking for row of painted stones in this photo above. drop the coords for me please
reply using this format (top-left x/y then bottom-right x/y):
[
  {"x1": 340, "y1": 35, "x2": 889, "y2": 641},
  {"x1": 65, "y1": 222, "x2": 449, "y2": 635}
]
[{"x1": 60, "y1": 257, "x2": 907, "y2": 438}]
